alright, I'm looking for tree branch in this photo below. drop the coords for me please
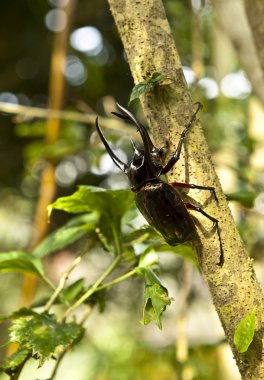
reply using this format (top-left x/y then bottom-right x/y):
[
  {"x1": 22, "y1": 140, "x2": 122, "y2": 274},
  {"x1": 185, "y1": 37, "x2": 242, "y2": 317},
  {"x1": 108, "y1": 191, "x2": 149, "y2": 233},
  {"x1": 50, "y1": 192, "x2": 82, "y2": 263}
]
[
  {"x1": 244, "y1": 0, "x2": 264, "y2": 76},
  {"x1": 107, "y1": 0, "x2": 264, "y2": 378}
]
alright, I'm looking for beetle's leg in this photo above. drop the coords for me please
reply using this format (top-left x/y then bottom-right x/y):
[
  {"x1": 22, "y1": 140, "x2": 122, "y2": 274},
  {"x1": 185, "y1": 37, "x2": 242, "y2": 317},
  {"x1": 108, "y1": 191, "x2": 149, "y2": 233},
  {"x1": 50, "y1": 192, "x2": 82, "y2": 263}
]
[
  {"x1": 185, "y1": 202, "x2": 224, "y2": 266},
  {"x1": 161, "y1": 102, "x2": 203, "y2": 174},
  {"x1": 171, "y1": 181, "x2": 218, "y2": 202}
]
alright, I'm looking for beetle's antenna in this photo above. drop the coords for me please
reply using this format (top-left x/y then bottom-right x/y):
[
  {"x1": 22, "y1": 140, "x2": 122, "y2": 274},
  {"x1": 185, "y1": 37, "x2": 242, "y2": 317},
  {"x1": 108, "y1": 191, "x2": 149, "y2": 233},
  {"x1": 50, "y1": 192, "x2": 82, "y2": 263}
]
[{"x1": 95, "y1": 117, "x2": 128, "y2": 173}]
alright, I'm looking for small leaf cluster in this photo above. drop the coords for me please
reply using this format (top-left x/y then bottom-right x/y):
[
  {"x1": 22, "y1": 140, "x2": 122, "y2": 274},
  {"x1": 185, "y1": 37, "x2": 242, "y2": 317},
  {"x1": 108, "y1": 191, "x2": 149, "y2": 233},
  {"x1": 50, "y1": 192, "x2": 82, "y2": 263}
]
[
  {"x1": 129, "y1": 72, "x2": 173, "y2": 104},
  {"x1": 0, "y1": 186, "x2": 195, "y2": 377}
]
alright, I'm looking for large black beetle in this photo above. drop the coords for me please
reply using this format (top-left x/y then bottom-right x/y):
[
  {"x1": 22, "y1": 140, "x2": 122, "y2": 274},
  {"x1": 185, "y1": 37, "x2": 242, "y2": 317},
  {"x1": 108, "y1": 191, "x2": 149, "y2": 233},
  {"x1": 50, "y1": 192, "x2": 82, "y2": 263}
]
[{"x1": 95, "y1": 103, "x2": 223, "y2": 266}]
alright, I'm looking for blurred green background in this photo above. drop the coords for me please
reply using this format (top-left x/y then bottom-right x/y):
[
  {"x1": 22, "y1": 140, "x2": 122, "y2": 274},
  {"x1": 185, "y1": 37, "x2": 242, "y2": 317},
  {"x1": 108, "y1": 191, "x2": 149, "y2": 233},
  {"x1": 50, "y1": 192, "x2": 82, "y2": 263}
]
[{"x1": 0, "y1": 0, "x2": 264, "y2": 379}]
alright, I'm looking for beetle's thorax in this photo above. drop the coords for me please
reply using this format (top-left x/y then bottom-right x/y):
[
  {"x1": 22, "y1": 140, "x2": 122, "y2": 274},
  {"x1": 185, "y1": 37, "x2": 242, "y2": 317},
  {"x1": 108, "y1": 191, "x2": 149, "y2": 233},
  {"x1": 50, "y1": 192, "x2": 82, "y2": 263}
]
[{"x1": 127, "y1": 150, "x2": 163, "y2": 192}]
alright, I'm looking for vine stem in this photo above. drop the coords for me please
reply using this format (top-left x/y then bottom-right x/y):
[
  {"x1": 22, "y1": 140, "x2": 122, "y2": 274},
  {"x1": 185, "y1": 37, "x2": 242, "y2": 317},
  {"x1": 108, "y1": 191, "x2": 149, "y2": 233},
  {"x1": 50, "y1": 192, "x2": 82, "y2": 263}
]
[{"x1": 63, "y1": 255, "x2": 121, "y2": 319}]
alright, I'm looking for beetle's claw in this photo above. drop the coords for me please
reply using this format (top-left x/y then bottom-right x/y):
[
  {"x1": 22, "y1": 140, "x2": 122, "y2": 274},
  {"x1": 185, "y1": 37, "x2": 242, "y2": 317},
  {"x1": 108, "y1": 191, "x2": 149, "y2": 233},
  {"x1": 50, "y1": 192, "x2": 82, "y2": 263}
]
[{"x1": 193, "y1": 101, "x2": 203, "y2": 111}]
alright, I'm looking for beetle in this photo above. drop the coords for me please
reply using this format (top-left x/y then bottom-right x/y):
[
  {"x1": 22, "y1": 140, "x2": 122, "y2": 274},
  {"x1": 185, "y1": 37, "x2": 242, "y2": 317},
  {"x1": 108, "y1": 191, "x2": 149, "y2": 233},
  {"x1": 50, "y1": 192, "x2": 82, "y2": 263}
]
[{"x1": 95, "y1": 102, "x2": 224, "y2": 266}]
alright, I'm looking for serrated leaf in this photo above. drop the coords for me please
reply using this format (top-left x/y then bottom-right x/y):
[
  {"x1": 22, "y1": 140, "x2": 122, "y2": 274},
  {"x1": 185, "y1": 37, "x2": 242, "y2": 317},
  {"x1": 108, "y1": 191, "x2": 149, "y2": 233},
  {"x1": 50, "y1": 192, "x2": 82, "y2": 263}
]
[
  {"x1": 0, "y1": 251, "x2": 44, "y2": 276},
  {"x1": 33, "y1": 213, "x2": 98, "y2": 258},
  {"x1": 138, "y1": 267, "x2": 172, "y2": 329},
  {"x1": 9, "y1": 313, "x2": 84, "y2": 365},
  {"x1": 234, "y1": 307, "x2": 256, "y2": 353}
]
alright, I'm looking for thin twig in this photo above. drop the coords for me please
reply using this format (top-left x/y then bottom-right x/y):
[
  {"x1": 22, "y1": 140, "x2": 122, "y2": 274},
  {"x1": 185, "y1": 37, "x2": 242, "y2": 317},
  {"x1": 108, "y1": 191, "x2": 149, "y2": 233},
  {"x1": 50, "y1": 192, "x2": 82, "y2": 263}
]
[
  {"x1": 0, "y1": 102, "x2": 140, "y2": 139},
  {"x1": 44, "y1": 241, "x2": 90, "y2": 313},
  {"x1": 63, "y1": 255, "x2": 121, "y2": 320}
]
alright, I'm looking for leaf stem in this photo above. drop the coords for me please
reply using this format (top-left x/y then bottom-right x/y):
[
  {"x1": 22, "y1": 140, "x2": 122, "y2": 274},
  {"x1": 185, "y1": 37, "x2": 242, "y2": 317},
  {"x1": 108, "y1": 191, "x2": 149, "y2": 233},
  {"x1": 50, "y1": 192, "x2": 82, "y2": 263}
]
[
  {"x1": 94, "y1": 267, "x2": 138, "y2": 293},
  {"x1": 63, "y1": 255, "x2": 121, "y2": 319},
  {"x1": 44, "y1": 241, "x2": 90, "y2": 312}
]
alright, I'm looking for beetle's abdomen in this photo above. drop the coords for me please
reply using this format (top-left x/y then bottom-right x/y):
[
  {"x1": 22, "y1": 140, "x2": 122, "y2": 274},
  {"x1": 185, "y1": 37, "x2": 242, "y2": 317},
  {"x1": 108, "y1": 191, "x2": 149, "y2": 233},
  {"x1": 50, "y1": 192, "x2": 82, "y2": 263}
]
[{"x1": 135, "y1": 182, "x2": 195, "y2": 245}]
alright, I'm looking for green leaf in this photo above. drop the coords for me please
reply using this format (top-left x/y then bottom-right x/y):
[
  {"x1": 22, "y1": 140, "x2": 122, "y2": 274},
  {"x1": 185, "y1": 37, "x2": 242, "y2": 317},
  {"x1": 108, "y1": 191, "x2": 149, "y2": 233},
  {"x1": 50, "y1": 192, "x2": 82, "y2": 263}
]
[
  {"x1": 33, "y1": 213, "x2": 98, "y2": 258},
  {"x1": 138, "y1": 248, "x2": 159, "y2": 268},
  {"x1": 60, "y1": 279, "x2": 86, "y2": 303},
  {"x1": 0, "y1": 251, "x2": 44, "y2": 276},
  {"x1": 138, "y1": 267, "x2": 172, "y2": 329},
  {"x1": 122, "y1": 226, "x2": 159, "y2": 245},
  {"x1": 129, "y1": 72, "x2": 173, "y2": 104},
  {"x1": 15, "y1": 121, "x2": 45, "y2": 137},
  {"x1": 234, "y1": 307, "x2": 256, "y2": 353},
  {"x1": 149, "y1": 72, "x2": 169, "y2": 83},
  {"x1": 2, "y1": 347, "x2": 30, "y2": 375},
  {"x1": 156, "y1": 243, "x2": 197, "y2": 263},
  {"x1": 129, "y1": 83, "x2": 150, "y2": 105},
  {"x1": 0, "y1": 308, "x2": 37, "y2": 322},
  {"x1": 9, "y1": 313, "x2": 84, "y2": 365},
  {"x1": 49, "y1": 186, "x2": 134, "y2": 254},
  {"x1": 226, "y1": 191, "x2": 258, "y2": 208},
  {"x1": 49, "y1": 186, "x2": 133, "y2": 220}
]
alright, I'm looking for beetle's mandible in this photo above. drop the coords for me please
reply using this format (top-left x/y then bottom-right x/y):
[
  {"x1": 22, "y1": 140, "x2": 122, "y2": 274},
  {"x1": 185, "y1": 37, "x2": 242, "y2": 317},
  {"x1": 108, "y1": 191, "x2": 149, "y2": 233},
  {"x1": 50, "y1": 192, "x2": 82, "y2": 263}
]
[{"x1": 95, "y1": 102, "x2": 224, "y2": 266}]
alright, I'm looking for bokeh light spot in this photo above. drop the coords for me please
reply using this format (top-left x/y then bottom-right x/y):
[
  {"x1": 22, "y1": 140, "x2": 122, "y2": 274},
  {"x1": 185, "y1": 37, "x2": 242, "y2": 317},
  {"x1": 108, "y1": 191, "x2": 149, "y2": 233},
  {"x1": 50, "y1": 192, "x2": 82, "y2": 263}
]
[
  {"x1": 221, "y1": 71, "x2": 252, "y2": 99},
  {"x1": 70, "y1": 26, "x2": 103, "y2": 56},
  {"x1": 198, "y1": 77, "x2": 219, "y2": 99},
  {"x1": 45, "y1": 9, "x2": 67, "y2": 32},
  {"x1": 183, "y1": 66, "x2": 196, "y2": 86},
  {"x1": 64, "y1": 55, "x2": 88, "y2": 86},
  {"x1": 0, "y1": 92, "x2": 18, "y2": 104}
]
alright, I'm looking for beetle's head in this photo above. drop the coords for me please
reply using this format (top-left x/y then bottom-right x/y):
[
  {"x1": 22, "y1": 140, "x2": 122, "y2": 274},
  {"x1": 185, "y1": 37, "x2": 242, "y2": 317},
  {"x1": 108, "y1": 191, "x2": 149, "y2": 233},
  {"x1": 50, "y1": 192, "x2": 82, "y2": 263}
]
[{"x1": 96, "y1": 103, "x2": 163, "y2": 191}]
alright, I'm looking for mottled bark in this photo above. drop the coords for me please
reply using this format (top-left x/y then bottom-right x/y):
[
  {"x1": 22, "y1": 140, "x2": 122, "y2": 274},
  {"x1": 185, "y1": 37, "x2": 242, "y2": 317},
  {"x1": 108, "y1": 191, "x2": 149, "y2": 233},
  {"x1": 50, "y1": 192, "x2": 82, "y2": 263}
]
[{"x1": 107, "y1": 0, "x2": 264, "y2": 378}]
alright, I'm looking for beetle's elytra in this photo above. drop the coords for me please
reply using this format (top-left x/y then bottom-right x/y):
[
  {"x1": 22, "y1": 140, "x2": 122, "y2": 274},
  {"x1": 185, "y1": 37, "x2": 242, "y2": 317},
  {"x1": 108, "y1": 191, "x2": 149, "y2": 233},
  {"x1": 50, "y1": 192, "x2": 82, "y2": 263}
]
[{"x1": 96, "y1": 102, "x2": 224, "y2": 266}]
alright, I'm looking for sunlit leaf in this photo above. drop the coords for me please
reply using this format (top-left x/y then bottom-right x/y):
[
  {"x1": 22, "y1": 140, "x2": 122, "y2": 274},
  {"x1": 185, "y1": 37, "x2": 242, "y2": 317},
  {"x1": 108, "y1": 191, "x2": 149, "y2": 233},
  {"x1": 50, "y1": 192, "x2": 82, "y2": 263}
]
[
  {"x1": 33, "y1": 213, "x2": 98, "y2": 258},
  {"x1": 49, "y1": 186, "x2": 134, "y2": 254},
  {"x1": 49, "y1": 186, "x2": 133, "y2": 220},
  {"x1": 157, "y1": 243, "x2": 197, "y2": 263},
  {"x1": 234, "y1": 307, "x2": 256, "y2": 353},
  {"x1": 138, "y1": 248, "x2": 159, "y2": 268},
  {"x1": 9, "y1": 313, "x2": 84, "y2": 365},
  {"x1": 0, "y1": 251, "x2": 44, "y2": 276}
]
